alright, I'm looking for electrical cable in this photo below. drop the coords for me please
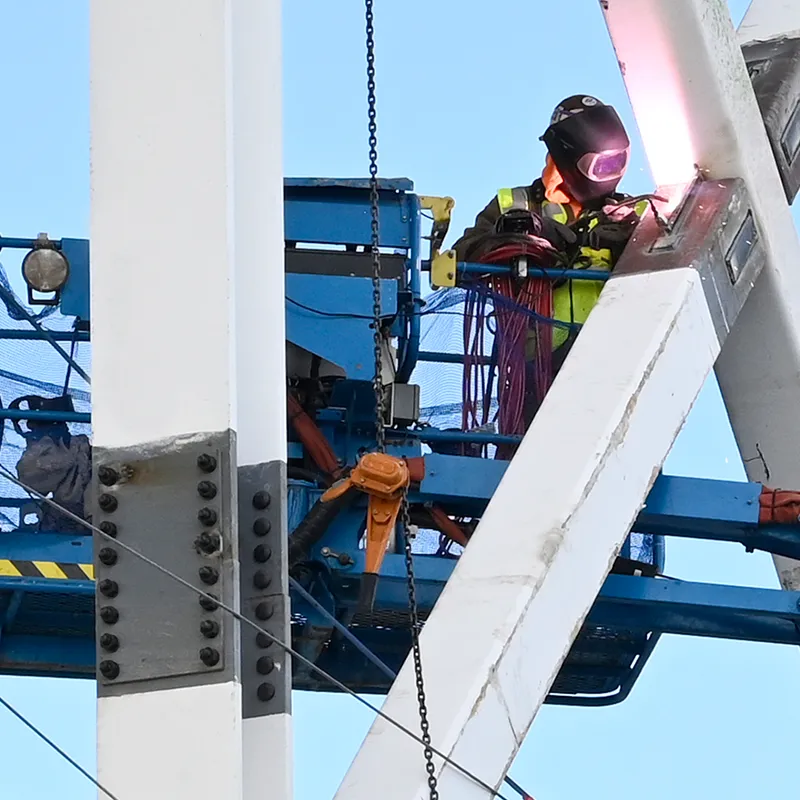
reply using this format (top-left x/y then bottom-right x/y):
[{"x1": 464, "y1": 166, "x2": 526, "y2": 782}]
[
  {"x1": 0, "y1": 693, "x2": 121, "y2": 800},
  {"x1": 0, "y1": 463, "x2": 515, "y2": 800}
]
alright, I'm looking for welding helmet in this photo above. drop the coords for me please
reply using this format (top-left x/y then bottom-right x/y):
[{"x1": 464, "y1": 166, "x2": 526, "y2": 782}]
[{"x1": 541, "y1": 95, "x2": 630, "y2": 205}]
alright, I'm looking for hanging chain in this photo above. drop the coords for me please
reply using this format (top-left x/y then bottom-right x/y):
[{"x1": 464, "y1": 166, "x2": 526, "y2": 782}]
[
  {"x1": 366, "y1": 0, "x2": 385, "y2": 454},
  {"x1": 402, "y1": 494, "x2": 440, "y2": 800},
  {"x1": 365, "y1": 3, "x2": 438, "y2": 797}
]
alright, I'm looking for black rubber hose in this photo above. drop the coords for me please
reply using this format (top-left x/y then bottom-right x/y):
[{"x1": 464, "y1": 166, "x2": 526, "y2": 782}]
[{"x1": 288, "y1": 485, "x2": 359, "y2": 566}]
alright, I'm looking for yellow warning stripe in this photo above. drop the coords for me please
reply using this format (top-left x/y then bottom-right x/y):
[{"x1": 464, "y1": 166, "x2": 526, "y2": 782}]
[{"x1": 0, "y1": 559, "x2": 94, "y2": 581}]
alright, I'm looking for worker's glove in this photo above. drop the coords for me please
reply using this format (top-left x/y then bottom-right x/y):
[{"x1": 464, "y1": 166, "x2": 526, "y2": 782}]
[{"x1": 539, "y1": 217, "x2": 577, "y2": 250}]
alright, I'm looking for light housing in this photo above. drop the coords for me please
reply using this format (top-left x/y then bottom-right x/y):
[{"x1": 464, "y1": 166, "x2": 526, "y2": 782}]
[{"x1": 21, "y1": 233, "x2": 69, "y2": 305}]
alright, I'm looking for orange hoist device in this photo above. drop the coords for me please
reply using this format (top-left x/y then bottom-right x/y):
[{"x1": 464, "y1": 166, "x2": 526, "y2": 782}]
[{"x1": 288, "y1": 452, "x2": 410, "y2": 611}]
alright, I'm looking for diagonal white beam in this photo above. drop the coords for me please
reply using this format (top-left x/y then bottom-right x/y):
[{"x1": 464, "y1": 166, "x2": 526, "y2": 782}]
[
  {"x1": 335, "y1": 266, "x2": 720, "y2": 800},
  {"x1": 738, "y1": 0, "x2": 800, "y2": 43},
  {"x1": 602, "y1": 0, "x2": 800, "y2": 589}
]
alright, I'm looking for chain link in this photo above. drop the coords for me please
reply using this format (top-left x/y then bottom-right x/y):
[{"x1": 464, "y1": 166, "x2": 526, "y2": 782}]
[
  {"x1": 402, "y1": 493, "x2": 440, "y2": 800},
  {"x1": 365, "y1": 0, "x2": 385, "y2": 454},
  {"x1": 365, "y1": 3, "x2": 438, "y2": 795}
]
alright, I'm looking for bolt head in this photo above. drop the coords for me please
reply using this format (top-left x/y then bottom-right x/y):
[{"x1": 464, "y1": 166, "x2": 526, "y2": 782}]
[
  {"x1": 198, "y1": 566, "x2": 219, "y2": 585},
  {"x1": 257, "y1": 682, "x2": 275, "y2": 702},
  {"x1": 256, "y1": 656, "x2": 275, "y2": 675},
  {"x1": 196, "y1": 531, "x2": 222, "y2": 555},
  {"x1": 98, "y1": 578, "x2": 119, "y2": 598},
  {"x1": 253, "y1": 570, "x2": 272, "y2": 591},
  {"x1": 98, "y1": 547, "x2": 118, "y2": 567},
  {"x1": 98, "y1": 493, "x2": 118, "y2": 513},
  {"x1": 253, "y1": 544, "x2": 272, "y2": 563},
  {"x1": 199, "y1": 593, "x2": 219, "y2": 612},
  {"x1": 99, "y1": 660, "x2": 120, "y2": 680},
  {"x1": 99, "y1": 606, "x2": 119, "y2": 625},
  {"x1": 98, "y1": 466, "x2": 119, "y2": 487},
  {"x1": 199, "y1": 647, "x2": 220, "y2": 667},
  {"x1": 255, "y1": 601, "x2": 273, "y2": 621},
  {"x1": 99, "y1": 633, "x2": 120, "y2": 653},
  {"x1": 252, "y1": 517, "x2": 271, "y2": 537},
  {"x1": 99, "y1": 521, "x2": 118, "y2": 538},
  {"x1": 200, "y1": 619, "x2": 220, "y2": 639},
  {"x1": 252, "y1": 490, "x2": 271, "y2": 510},
  {"x1": 256, "y1": 632, "x2": 273, "y2": 649},
  {"x1": 197, "y1": 453, "x2": 218, "y2": 473},
  {"x1": 197, "y1": 480, "x2": 218, "y2": 500},
  {"x1": 197, "y1": 507, "x2": 218, "y2": 527}
]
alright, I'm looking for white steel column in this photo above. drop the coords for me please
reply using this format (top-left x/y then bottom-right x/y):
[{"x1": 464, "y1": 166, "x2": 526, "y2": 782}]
[
  {"x1": 231, "y1": 2, "x2": 292, "y2": 800},
  {"x1": 602, "y1": 0, "x2": 800, "y2": 590},
  {"x1": 335, "y1": 268, "x2": 720, "y2": 800},
  {"x1": 739, "y1": 0, "x2": 800, "y2": 42},
  {"x1": 90, "y1": 1, "x2": 278, "y2": 796}
]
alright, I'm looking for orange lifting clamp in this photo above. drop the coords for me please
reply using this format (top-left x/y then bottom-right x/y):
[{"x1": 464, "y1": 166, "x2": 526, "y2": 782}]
[{"x1": 322, "y1": 452, "x2": 410, "y2": 611}]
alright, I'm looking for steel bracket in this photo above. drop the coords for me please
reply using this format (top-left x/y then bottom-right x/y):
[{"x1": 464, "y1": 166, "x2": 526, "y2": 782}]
[
  {"x1": 93, "y1": 431, "x2": 238, "y2": 695},
  {"x1": 239, "y1": 460, "x2": 291, "y2": 718}
]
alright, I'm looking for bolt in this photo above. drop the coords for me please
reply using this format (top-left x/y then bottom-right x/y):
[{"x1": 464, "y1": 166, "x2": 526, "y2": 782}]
[
  {"x1": 98, "y1": 466, "x2": 119, "y2": 486},
  {"x1": 256, "y1": 632, "x2": 273, "y2": 649},
  {"x1": 200, "y1": 619, "x2": 220, "y2": 639},
  {"x1": 198, "y1": 566, "x2": 219, "y2": 585},
  {"x1": 99, "y1": 521, "x2": 118, "y2": 538},
  {"x1": 199, "y1": 647, "x2": 221, "y2": 667},
  {"x1": 99, "y1": 633, "x2": 120, "y2": 652},
  {"x1": 337, "y1": 552, "x2": 354, "y2": 566},
  {"x1": 119, "y1": 464, "x2": 136, "y2": 480},
  {"x1": 253, "y1": 571, "x2": 271, "y2": 591},
  {"x1": 197, "y1": 453, "x2": 218, "y2": 473},
  {"x1": 256, "y1": 656, "x2": 275, "y2": 675},
  {"x1": 197, "y1": 480, "x2": 217, "y2": 500},
  {"x1": 257, "y1": 683, "x2": 275, "y2": 702},
  {"x1": 98, "y1": 547, "x2": 118, "y2": 566},
  {"x1": 255, "y1": 602, "x2": 273, "y2": 621},
  {"x1": 253, "y1": 517, "x2": 271, "y2": 537},
  {"x1": 98, "y1": 493, "x2": 118, "y2": 513},
  {"x1": 197, "y1": 507, "x2": 218, "y2": 527},
  {"x1": 199, "y1": 593, "x2": 219, "y2": 612},
  {"x1": 99, "y1": 660, "x2": 120, "y2": 680},
  {"x1": 253, "y1": 544, "x2": 271, "y2": 563},
  {"x1": 196, "y1": 531, "x2": 222, "y2": 555},
  {"x1": 252, "y1": 490, "x2": 271, "y2": 510},
  {"x1": 99, "y1": 606, "x2": 119, "y2": 625},
  {"x1": 98, "y1": 579, "x2": 119, "y2": 598}
]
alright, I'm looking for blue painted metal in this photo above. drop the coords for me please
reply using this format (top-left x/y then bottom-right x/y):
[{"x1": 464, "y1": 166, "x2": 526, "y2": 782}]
[
  {"x1": 286, "y1": 274, "x2": 398, "y2": 378},
  {"x1": 59, "y1": 237, "x2": 91, "y2": 320},
  {"x1": 285, "y1": 178, "x2": 414, "y2": 191},
  {"x1": 0, "y1": 237, "x2": 45, "y2": 250},
  {"x1": 396, "y1": 192, "x2": 422, "y2": 382},
  {"x1": 0, "y1": 329, "x2": 88, "y2": 341},
  {"x1": 389, "y1": 428, "x2": 522, "y2": 446},
  {"x1": 284, "y1": 178, "x2": 415, "y2": 249},
  {"x1": 0, "y1": 533, "x2": 91, "y2": 563},
  {"x1": 0, "y1": 409, "x2": 90, "y2": 424},
  {"x1": 417, "y1": 351, "x2": 493, "y2": 365},
  {"x1": 454, "y1": 262, "x2": 612, "y2": 281}
]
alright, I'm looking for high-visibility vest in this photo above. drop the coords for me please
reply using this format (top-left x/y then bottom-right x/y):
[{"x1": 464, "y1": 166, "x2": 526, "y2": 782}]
[{"x1": 496, "y1": 187, "x2": 648, "y2": 350}]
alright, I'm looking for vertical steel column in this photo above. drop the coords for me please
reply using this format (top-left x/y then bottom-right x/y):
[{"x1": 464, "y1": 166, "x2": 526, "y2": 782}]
[{"x1": 90, "y1": 2, "x2": 285, "y2": 796}]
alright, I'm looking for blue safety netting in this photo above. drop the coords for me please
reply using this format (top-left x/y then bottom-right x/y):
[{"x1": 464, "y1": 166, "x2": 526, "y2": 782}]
[{"x1": 0, "y1": 258, "x2": 90, "y2": 531}]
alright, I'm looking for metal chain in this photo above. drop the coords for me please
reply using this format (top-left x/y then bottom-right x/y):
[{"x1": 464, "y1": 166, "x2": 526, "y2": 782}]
[
  {"x1": 402, "y1": 493, "x2": 440, "y2": 800},
  {"x1": 366, "y1": 0, "x2": 385, "y2": 454},
  {"x1": 365, "y1": 4, "x2": 437, "y2": 796}
]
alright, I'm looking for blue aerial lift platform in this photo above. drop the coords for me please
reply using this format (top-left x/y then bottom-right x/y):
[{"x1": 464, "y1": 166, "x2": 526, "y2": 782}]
[{"x1": 0, "y1": 177, "x2": 799, "y2": 705}]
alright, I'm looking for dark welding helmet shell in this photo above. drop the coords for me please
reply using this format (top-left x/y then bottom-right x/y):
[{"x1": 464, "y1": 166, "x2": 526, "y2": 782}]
[{"x1": 541, "y1": 103, "x2": 630, "y2": 205}]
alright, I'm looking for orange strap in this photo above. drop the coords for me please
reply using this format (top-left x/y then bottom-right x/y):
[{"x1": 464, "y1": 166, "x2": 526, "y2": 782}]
[{"x1": 759, "y1": 486, "x2": 800, "y2": 525}]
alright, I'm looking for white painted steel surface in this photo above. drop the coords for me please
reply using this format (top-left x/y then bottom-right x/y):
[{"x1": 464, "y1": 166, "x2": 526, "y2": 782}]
[{"x1": 335, "y1": 268, "x2": 720, "y2": 800}]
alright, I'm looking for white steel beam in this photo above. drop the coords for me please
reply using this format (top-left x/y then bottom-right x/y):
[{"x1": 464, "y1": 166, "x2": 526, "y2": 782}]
[
  {"x1": 90, "y1": 0, "x2": 286, "y2": 796},
  {"x1": 335, "y1": 267, "x2": 721, "y2": 800},
  {"x1": 739, "y1": 0, "x2": 800, "y2": 43},
  {"x1": 231, "y1": 2, "x2": 292, "y2": 800},
  {"x1": 602, "y1": 0, "x2": 800, "y2": 590}
]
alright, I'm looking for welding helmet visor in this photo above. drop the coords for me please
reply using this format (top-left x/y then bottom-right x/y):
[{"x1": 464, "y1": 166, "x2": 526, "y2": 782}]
[{"x1": 541, "y1": 103, "x2": 630, "y2": 204}]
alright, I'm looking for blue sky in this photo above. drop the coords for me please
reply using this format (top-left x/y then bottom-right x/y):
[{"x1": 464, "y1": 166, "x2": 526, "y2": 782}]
[{"x1": 1, "y1": 1, "x2": 800, "y2": 798}]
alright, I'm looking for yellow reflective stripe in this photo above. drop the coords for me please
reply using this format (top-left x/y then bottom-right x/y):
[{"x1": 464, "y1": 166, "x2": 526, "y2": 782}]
[
  {"x1": 0, "y1": 560, "x2": 21, "y2": 577},
  {"x1": 634, "y1": 199, "x2": 649, "y2": 217},
  {"x1": 497, "y1": 188, "x2": 514, "y2": 214},
  {"x1": 578, "y1": 246, "x2": 613, "y2": 268},
  {"x1": 542, "y1": 201, "x2": 568, "y2": 224},
  {"x1": 588, "y1": 217, "x2": 599, "y2": 230},
  {"x1": 79, "y1": 563, "x2": 95, "y2": 580},
  {"x1": 34, "y1": 561, "x2": 68, "y2": 580}
]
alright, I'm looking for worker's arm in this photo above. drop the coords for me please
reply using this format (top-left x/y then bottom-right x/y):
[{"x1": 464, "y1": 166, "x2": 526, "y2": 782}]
[{"x1": 451, "y1": 195, "x2": 501, "y2": 262}]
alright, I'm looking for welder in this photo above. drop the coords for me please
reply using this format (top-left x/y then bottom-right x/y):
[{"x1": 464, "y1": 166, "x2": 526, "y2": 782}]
[{"x1": 453, "y1": 94, "x2": 649, "y2": 421}]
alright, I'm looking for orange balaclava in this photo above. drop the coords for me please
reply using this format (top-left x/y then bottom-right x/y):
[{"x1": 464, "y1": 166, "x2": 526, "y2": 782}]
[{"x1": 542, "y1": 153, "x2": 582, "y2": 218}]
